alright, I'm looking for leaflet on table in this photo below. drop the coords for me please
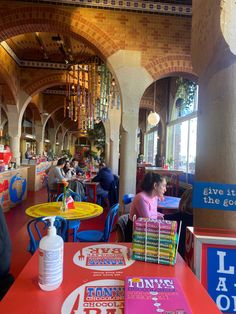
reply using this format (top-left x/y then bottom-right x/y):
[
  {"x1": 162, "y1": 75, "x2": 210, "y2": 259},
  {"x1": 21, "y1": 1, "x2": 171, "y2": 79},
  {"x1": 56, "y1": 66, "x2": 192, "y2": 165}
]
[{"x1": 124, "y1": 276, "x2": 192, "y2": 314}]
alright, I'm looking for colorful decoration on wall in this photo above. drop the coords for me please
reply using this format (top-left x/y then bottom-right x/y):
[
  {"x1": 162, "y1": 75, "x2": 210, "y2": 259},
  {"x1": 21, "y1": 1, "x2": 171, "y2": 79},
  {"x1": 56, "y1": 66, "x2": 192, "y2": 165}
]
[{"x1": 9, "y1": 174, "x2": 27, "y2": 203}]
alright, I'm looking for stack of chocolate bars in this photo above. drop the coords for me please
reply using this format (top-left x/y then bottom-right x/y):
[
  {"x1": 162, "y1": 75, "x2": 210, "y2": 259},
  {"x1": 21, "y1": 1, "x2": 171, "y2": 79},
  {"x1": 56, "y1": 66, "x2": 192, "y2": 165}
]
[{"x1": 132, "y1": 218, "x2": 179, "y2": 265}]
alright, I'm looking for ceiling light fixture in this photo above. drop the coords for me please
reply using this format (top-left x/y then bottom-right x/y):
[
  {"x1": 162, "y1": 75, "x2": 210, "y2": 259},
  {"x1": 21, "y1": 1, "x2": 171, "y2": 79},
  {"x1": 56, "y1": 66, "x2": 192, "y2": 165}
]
[{"x1": 147, "y1": 81, "x2": 160, "y2": 126}]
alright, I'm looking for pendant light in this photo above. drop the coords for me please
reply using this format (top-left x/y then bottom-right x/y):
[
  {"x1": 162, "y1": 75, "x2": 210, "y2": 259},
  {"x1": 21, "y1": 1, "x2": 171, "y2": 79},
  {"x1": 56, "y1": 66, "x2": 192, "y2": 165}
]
[{"x1": 147, "y1": 81, "x2": 160, "y2": 126}]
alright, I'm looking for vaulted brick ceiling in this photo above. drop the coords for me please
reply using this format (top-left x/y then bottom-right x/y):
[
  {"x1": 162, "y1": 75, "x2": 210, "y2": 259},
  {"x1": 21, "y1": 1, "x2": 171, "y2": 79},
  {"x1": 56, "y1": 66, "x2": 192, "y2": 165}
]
[
  {"x1": 6, "y1": 32, "x2": 98, "y2": 64},
  {"x1": 5, "y1": 31, "x2": 101, "y2": 129}
]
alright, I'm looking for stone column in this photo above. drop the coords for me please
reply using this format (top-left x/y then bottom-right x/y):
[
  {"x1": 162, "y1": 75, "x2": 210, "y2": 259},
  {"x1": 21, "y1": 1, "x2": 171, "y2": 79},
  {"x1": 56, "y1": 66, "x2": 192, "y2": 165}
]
[
  {"x1": 35, "y1": 122, "x2": 44, "y2": 155},
  {"x1": 9, "y1": 135, "x2": 21, "y2": 165},
  {"x1": 109, "y1": 107, "x2": 121, "y2": 175},
  {"x1": 36, "y1": 140, "x2": 44, "y2": 156},
  {"x1": 103, "y1": 120, "x2": 110, "y2": 166},
  {"x1": 7, "y1": 105, "x2": 21, "y2": 165},
  {"x1": 192, "y1": 0, "x2": 236, "y2": 229},
  {"x1": 119, "y1": 111, "x2": 139, "y2": 197},
  {"x1": 48, "y1": 127, "x2": 55, "y2": 150},
  {"x1": 108, "y1": 50, "x2": 153, "y2": 203}
]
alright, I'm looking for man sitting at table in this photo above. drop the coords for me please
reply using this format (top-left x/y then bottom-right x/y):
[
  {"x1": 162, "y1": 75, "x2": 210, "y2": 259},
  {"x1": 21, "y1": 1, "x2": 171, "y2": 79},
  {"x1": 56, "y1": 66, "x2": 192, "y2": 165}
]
[
  {"x1": 70, "y1": 158, "x2": 84, "y2": 175},
  {"x1": 92, "y1": 162, "x2": 114, "y2": 206},
  {"x1": 48, "y1": 158, "x2": 67, "y2": 191}
]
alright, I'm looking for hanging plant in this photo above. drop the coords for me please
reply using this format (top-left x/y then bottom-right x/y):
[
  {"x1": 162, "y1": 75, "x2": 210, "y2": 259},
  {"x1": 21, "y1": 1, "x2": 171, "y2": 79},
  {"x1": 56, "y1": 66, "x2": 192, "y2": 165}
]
[
  {"x1": 88, "y1": 122, "x2": 105, "y2": 152},
  {"x1": 176, "y1": 77, "x2": 197, "y2": 110}
]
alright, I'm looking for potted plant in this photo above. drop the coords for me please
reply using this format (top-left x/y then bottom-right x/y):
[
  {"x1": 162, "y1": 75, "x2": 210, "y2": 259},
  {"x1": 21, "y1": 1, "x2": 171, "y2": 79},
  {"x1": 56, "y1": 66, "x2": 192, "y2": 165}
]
[{"x1": 167, "y1": 157, "x2": 174, "y2": 169}]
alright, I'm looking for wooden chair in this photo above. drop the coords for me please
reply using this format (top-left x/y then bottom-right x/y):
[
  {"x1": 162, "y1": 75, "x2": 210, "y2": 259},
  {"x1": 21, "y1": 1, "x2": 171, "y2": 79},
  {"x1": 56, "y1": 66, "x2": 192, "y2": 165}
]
[
  {"x1": 84, "y1": 182, "x2": 98, "y2": 203},
  {"x1": 166, "y1": 174, "x2": 177, "y2": 196}
]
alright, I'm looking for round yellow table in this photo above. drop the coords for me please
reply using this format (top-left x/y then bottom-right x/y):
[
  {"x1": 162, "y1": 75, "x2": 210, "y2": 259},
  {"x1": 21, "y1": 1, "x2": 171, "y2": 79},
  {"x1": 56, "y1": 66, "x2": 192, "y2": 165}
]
[{"x1": 25, "y1": 202, "x2": 103, "y2": 220}]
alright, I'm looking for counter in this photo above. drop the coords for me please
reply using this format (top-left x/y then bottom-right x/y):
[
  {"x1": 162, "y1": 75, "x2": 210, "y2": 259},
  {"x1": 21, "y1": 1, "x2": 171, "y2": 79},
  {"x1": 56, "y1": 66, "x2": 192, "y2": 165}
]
[
  {"x1": 26, "y1": 160, "x2": 57, "y2": 191},
  {"x1": 0, "y1": 166, "x2": 28, "y2": 212}
]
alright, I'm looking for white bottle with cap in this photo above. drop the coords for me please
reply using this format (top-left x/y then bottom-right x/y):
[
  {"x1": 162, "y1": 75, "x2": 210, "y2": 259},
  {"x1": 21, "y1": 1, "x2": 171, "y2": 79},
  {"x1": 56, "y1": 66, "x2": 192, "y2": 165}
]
[{"x1": 38, "y1": 216, "x2": 64, "y2": 291}]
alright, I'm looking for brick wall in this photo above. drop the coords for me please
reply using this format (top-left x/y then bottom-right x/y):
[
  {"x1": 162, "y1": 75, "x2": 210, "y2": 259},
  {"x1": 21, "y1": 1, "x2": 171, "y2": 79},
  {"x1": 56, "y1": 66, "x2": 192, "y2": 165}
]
[{"x1": 0, "y1": 1, "x2": 195, "y2": 95}]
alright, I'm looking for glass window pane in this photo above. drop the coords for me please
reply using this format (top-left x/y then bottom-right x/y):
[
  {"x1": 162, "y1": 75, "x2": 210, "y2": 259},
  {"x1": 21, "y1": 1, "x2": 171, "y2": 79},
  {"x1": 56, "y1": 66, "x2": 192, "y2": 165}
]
[
  {"x1": 144, "y1": 131, "x2": 158, "y2": 165},
  {"x1": 173, "y1": 121, "x2": 188, "y2": 172},
  {"x1": 188, "y1": 117, "x2": 197, "y2": 173}
]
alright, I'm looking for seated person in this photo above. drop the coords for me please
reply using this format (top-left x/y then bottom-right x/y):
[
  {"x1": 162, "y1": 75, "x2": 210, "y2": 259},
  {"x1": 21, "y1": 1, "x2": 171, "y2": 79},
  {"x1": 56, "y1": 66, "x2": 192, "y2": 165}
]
[
  {"x1": 125, "y1": 172, "x2": 166, "y2": 242},
  {"x1": 61, "y1": 160, "x2": 85, "y2": 198},
  {"x1": 92, "y1": 162, "x2": 114, "y2": 205},
  {"x1": 62, "y1": 161, "x2": 76, "y2": 180},
  {"x1": 70, "y1": 158, "x2": 84, "y2": 175},
  {"x1": 25, "y1": 147, "x2": 32, "y2": 160},
  {"x1": 0, "y1": 206, "x2": 14, "y2": 300},
  {"x1": 47, "y1": 158, "x2": 67, "y2": 191},
  {"x1": 164, "y1": 188, "x2": 193, "y2": 258}
]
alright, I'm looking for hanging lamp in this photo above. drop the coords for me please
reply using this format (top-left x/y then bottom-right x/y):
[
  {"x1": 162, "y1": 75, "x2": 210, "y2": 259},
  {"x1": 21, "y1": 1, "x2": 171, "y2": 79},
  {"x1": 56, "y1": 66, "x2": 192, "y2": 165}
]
[{"x1": 147, "y1": 81, "x2": 160, "y2": 126}]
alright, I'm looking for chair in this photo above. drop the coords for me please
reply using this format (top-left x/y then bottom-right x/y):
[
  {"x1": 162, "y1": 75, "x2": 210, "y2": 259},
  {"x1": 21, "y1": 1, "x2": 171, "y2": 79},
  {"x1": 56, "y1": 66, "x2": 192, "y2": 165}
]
[
  {"x1": 44, "y1": 175, "x2": 57, "y2": 202},
  {"x1": 27, "y1": 216, "x2": 67, "y2": 254},
  {"x1": 85, "y1": 182, "x2": 98, "y2": 203},
  {"x1": 121, "y1": 193, "x2": 134, "y2": 215},
  {"x1": 116, "y1": 214, "x2": 130, "y2": 242},
  {"x1": 108, "y1": 175, "x2": 119, "y2": 207},
  {"x1": 56, "y1": 188, "x2": 82, "y2": 202},
  {"x1": 166, "y1": 174, "x2": 177, "y2": 196},
  {"x1": 77, "y1": 203, "x2": 119, "y2": 242},
  {"x1": 56, "y1": 189, "x2": 81, "y2": 242}
]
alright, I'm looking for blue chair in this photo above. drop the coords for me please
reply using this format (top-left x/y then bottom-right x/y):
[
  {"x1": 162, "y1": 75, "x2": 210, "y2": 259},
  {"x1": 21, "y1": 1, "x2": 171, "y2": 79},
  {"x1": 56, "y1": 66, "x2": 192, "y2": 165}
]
[
  {"x1": 77, "y1": 203, "x2": 119, "y2": 242},
  {"x1": 121, "y1": 193, "x2": 134, "y2": 215},
  {"x1": 27, "y1": 216, "x2": 67, "y2": 254},
  {"x1": 56, "y1": 189, "x2": 81, "y2": 242},
  {"x1": 56, "y1": 188, "x2": 82, "y2": 202}
]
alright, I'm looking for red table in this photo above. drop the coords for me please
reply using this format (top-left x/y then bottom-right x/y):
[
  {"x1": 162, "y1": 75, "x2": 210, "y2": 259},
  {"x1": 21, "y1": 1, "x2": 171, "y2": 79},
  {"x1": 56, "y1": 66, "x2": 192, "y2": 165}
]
[{"x1": 0, "y1": 243, "x2": 221, "y2": 313}]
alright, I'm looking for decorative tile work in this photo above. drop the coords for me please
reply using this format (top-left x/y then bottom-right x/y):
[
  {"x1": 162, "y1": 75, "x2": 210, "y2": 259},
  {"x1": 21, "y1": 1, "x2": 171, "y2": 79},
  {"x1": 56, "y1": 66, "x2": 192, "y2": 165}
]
[
  {"x1": 43, "y1": 89, "x2": 67, "y2": 95},
  {"x1": 21, "y1": 0, "x2": 192, "y2": 16},
  {"x1": 2, "y1": 42, "x2": 68, "y2": 69}
]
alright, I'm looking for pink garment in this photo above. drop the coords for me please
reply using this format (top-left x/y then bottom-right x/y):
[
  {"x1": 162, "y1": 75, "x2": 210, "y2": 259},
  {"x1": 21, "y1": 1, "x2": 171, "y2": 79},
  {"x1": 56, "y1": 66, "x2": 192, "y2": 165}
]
[{"x1": 129, "y1": 192, "x2": 163, "y2": 221}]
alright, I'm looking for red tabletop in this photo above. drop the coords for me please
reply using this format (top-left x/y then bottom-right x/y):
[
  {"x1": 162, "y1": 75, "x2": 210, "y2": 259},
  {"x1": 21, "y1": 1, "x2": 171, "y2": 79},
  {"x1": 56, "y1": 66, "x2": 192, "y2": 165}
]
[{"x1": 0, "y1": 243, "x2": 221, "y2": 313}]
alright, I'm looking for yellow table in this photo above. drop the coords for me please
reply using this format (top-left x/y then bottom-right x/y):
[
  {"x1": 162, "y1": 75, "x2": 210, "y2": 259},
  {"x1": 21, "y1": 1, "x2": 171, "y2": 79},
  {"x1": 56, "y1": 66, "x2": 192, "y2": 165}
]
[{"x1": 25, "y1": 202, "x2": 103, "y2": 220}]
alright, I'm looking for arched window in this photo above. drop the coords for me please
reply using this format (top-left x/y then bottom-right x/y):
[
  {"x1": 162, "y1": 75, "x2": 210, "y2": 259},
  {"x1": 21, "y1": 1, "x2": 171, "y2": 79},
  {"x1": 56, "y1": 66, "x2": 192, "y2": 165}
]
[{"x1": 166, "y1": 77, "x2": 198, "y2": 174}]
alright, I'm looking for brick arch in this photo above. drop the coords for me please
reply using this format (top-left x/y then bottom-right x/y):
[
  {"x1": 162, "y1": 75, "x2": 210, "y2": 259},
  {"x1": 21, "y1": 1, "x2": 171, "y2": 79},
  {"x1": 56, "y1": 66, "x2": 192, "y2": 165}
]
[
  {"x1": 24, "y1": 72, "x2": 67, "y2": 96},
  {"x1": 0, "y1": 6, "x2": 119, "y2": 60},
  {"x1": 0, "y1": 65, "x2": 17, "y2": 105},
  {"x1": 145, "y1": 55, "x2": 198, "y2": 81}
]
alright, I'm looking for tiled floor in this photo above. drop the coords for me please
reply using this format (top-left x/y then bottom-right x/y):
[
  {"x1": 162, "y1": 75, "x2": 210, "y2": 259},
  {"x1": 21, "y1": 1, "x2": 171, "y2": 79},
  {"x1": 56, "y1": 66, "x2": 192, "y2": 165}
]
[{"x1": 4, "y1": 188, "x2": 116, "y2": 278}]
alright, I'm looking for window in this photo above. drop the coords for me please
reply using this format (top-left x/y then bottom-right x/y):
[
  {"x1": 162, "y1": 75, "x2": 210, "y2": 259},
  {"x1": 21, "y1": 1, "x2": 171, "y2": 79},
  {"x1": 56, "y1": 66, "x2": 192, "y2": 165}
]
[
  {"x1": 144, "y1": 128, "x2": 159, "y2": 165},
  {"x1": 167, "y1": 78, "x2": 198, "y2": 174}
]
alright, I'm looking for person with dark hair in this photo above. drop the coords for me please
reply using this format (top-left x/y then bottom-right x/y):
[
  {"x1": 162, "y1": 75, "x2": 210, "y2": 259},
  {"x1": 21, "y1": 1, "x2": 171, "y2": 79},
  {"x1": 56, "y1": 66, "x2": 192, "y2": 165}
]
[
  {"x1": 62, "y1": 161, "x2": 75, "y2": 180},
  {"x1": 70, "y1": 158, "x2": 84, "y2": 175},
  {"x1": 25, "y1": 147, "x2": 32, "y2": 160},
  {"x1": 92, "y1": 162, "x2": 114, "y2": 205},
  {"x1": 47, "y1": 158, "x2": 67, "y2": 190},
  {"x1": 125, "y1": 172, "x2": 167, "y2": 242},
  {"x1": 164, "y1": 188, "x2": 193, "y2": 258}
]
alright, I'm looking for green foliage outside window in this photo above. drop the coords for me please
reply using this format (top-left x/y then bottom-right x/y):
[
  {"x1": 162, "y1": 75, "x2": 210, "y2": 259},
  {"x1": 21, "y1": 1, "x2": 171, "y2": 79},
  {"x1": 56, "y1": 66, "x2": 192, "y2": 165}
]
[{"x1": 175, "y1": 78, "x2": 197, "y2": 117}]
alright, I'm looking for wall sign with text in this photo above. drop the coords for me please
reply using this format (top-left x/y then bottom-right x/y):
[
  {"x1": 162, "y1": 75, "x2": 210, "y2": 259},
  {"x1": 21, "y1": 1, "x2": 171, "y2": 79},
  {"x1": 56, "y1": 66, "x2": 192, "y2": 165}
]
[
  {"x1": 193, "y1": 182, "x2": 236, "y2": 211},
  {"x1": 201, "y1": 244, "x2": 236, "y2": 313}
]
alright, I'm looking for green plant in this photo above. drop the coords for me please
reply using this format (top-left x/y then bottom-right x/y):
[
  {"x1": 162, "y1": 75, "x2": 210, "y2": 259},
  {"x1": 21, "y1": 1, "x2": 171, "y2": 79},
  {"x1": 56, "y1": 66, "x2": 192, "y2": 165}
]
[
  {"x1": 61, "y1": 149, "x2": 72, "y2": 160},
  {"x1": 176, "y1": 77, "x2": 197, "y2": 110},
  {"x1": 88, "y1": 122, "x2": 105, "y2": 152},
  {"x1": 167, "y1": 157, "x2": 174, "y2": 167}
]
